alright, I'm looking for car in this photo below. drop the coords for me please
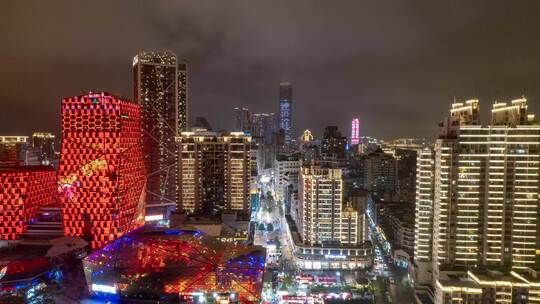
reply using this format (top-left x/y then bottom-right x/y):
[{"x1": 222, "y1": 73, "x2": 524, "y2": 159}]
[{"x1": 389, "y1": 277, "x2": 395, "y2": 284}]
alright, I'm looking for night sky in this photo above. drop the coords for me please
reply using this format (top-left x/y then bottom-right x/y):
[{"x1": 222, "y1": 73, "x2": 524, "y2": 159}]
[{"x1": 1, "y1": 1, "x2": 539, "y2": 140}]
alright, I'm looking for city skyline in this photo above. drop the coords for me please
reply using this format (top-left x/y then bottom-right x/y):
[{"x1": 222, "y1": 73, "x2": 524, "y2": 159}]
[
  {"x1": 0, "y1": 2, "x2": 540, "y2": 303},
  {"x1": 1, "y1": 1, "x2": 539, "y2": 139}
]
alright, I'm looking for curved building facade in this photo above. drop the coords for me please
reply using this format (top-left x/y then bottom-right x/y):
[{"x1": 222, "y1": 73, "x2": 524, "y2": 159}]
[{"x1": 58, "y1": 92, "x2": 146, "y2": 248}]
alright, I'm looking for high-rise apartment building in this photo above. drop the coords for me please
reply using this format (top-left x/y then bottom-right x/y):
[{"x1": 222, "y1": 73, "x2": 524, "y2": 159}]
[
  {"x1": 176, "y1": 131, "x2": 251, "y2": 217},
  {"x1": 395, "y1": 148, "x2": 417, "y2": 203},
  {"x1": 279, "y1": 82, "x2": 293, "y2": 146},
  {"x1": 299, "y1": 165, "x2": 346, "y2": 244},
  {"x1": 414, "y1": 97, "x2": 540, "y2": 303},
  {"x1": 133, "y1": 51, "x2": 188, "y2": 208},
  {"x1": 351, "y1": 118, "x2": 360, "y2": 145},
  {"x1": 413, "y1": 147, "x2": 435, "y2": 286},
  {"x1": 364, "y1": 148, "x2": 399, "y2": 199},
  {"x1": 58, "y1": 93, "x2": 146, "y2": 248},
  {"x1": 234, "y1": 107, "x2": 252, "y2": 133},
  {"x1": 252, "y1": 113, "x2": 276, "y2": 144},
  {"x1": 291, "y1": 165, "x2": 372, "y2": 269},
  {"x1": 321, "y1": 126, "x2": 348, "y2": 159},
  {"x1": 251, "y1": 113, "x2": 277, "y2": 171}
]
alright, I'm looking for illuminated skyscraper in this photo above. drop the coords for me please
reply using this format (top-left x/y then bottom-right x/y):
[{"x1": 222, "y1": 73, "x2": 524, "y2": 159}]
[
  {"x1": 279, "y1": 82, "x2": 293, "y2": 146},
  {"x1": 133, "y1": 51, "x2": 188, "y2": 208},
  {"x1": 413, "y1": 147, "x2": 435, "y2": 287},
  {"x1": 58, "y1": 92, "x2": 146, "y2": 248},
  {"x1": 434, "y1": 98, "x2": 539, "y2": 271},
  {"x1": 299, "y1": 165, "x2": 344, "y2": 245},
  {"x1": 176, "y1": 131, "x2": 251, "y2": 216},
  {"x1": 414, "y1": 98, "x2": 540, "y2": 302},
  {"x1": 301, "y1": 129, "x2": 314, "y2": 143},
  {"x1": 351, "y1": 118, "x2": 360, "y2": 145}
]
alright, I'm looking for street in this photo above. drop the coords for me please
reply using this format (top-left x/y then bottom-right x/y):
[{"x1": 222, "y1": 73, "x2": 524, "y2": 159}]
[
  {"x1": 255, "y1": 174, "x2": 376, "y2": 303},
  {"x1": 367, "y1": 203, "x2": 414, "y2": 304}
]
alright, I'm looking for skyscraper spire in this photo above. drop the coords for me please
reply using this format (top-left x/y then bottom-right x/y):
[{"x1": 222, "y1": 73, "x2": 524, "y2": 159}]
[{"x1": 279, "y1": 81, "x2": 293, "y2": 147}]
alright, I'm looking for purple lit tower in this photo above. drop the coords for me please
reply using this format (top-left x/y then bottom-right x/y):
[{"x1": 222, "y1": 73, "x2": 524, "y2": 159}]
[{"x1": 351, "y1": 118, "x2": 360, "y2": 145}]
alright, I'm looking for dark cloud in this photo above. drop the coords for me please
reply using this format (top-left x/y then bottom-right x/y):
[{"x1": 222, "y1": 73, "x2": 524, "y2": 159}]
[{"x1": 0, "y1": 0, "x2": 539, "y2": 139}]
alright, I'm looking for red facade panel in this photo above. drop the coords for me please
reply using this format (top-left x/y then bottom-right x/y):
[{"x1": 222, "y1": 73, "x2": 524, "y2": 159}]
[
  {"x1": 58, "y1": 92, "x2": 146, "y2": 248},
  {"x1": 0, "y1": 166, "x2": 57, "y2": 240}
]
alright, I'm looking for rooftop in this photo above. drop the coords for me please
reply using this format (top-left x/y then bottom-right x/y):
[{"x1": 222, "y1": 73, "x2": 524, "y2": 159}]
[{"x1": 83, "y1": 226, "x2": 265, "y2": 302}]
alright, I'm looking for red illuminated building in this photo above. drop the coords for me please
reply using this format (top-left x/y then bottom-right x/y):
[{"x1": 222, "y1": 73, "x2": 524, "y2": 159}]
[
  {"x1": 58, "y1": 92, "x2": 146, "y2": 248},
  {"x1": 0, "y1": 166, "x2": 57, "y2": 240}
]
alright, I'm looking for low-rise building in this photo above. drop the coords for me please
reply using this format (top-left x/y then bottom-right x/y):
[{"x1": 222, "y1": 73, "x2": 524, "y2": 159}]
[
  {"x1": 435, "y1": 268, "x2": 540, "y2": 304},
  {"x1": 0, "y1": 166, "x2": 57, "y2": 240}
]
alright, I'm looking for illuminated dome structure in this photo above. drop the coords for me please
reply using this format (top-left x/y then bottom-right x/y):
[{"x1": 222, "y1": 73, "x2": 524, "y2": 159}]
[{"x1": 83, "y1": 226, "x2": 265, "y2": 303}]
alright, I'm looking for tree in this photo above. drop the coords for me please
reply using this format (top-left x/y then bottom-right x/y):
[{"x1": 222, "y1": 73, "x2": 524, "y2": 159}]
[
  {"x1": 282, "y1": 275, "x2": 294, "y2": 289},
  {"x1": 267, "y1": 223, "x2": 274, "y2": 232}
]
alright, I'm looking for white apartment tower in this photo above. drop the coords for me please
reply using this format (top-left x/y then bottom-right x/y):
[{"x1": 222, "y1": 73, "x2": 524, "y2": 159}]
[
  {"x1": 415, "y1": 98, "x2": 540, "y2": 299},
  {"x1": 298, "y1": 165, "x2": 367, "y2": 246},
  {"x1": 432, "y1": 100, "x2": 482, "y2": 279},
  {"x1": 414, "y1": 147, "x2": 435, "y2": 286},
  {"x1": 299, "y1": 166, "x2": 343, "y2": 244}
]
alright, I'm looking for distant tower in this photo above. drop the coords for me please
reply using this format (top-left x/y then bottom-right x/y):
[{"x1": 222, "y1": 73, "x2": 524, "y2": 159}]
[
  {"x1": 133, "y1": 51, "x2": 188, "y2": 208},
  {"x1": 234, "y1": 107, "x2": 251, "y2": 132},
  {"x1": 252, "y1": 113, "x2": 275, "y2": 144},
  {"x1": 321, "y1": 126, "x2": 347, "y2": 159},
  {"x1": 301, "y1": 129, "x2": 313, "y2": 143},
  {"x1": 351, "y1": 118, "x2": 360, "y2": 145},
  {"x1": 279, "y1": 82, "x2": 293, "y2": 146}
]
